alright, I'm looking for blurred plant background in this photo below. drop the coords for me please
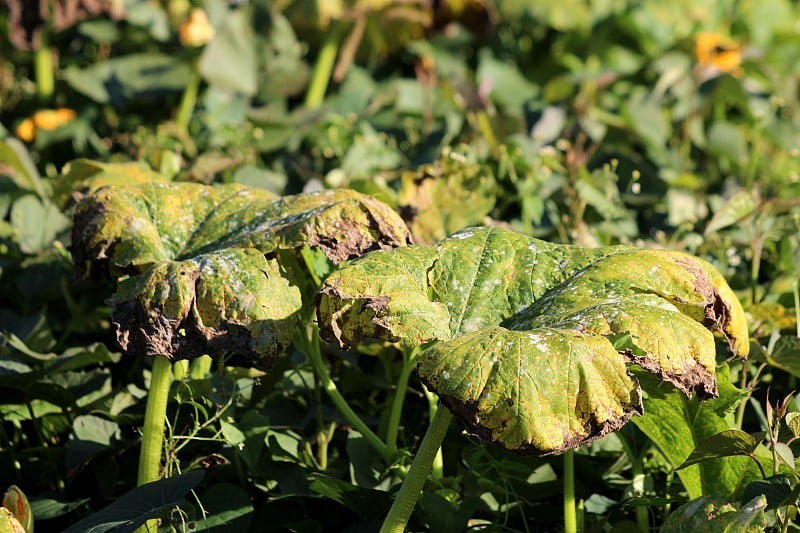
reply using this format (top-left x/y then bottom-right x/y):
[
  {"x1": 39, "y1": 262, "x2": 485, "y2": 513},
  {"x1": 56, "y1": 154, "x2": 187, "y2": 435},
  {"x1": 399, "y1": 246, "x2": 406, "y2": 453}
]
[{"x1": 3, "y1": 0, "x2": 800, "y2": 531}]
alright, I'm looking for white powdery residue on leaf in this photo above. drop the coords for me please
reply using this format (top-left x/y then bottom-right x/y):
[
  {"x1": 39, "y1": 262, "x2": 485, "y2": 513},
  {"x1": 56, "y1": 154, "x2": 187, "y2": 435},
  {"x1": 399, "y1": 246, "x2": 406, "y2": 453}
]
[
  {"x1": 450, "y1": 230, "x2": 476, "y2": 240},
  {"x1": 462, "y1": 318, "x2": 483, "y2": 332}
]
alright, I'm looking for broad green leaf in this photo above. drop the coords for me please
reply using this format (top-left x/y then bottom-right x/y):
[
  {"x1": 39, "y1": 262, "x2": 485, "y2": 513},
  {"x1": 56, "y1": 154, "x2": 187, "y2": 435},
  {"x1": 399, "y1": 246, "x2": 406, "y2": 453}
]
[
  {"x1": 62, "y1": 54, "x2": 191, "y2": 104},
  {"x1": 62, "y1": 470, "x2": 203, "y2": 533},
  {"x1": 199, "y1": 9, "x2": 258, "y2": 96},
  {"x1": 0, "y1": 139, "x2": 45, "y2": 197},
  {"x1": 705, "y1": 189, "x2": 759, "y2": 235},
  {"x1": 9, "y1": 195, "x2": 70, "y2": 254},
  {"x1": 397, "y1": 146, "x2": 497, "y2": 243},
  {"x1": 632, "y1": 367, "x2": 759, "y2": 499},
  {"x1": 741, "y1": 475, "x2": 793, "y2": 510},
  {"x1": 319, "y1": 226, "x2": 748, "y2": 454},
  {"x1": 765, "y1": 335, "x2": 800, "y2": 377},
  {"x1": 72, "y1": 183, "x2": 411, "y2": 368},
  {"x1": 678, "y1": 430, "x2": 760, "y2": 469},
  {"x1": 54, "y1": 159, "x2": 168, "y2": 208},
  {"x1": 661, "y1": 494, "x2": 767, "y2": 533}
]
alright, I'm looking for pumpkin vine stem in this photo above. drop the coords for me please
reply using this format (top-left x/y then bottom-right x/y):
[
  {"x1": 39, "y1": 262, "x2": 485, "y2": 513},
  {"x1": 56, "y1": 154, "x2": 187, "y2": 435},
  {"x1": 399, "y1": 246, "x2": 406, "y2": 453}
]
[
  {"x1": 136, "y1": 355, "x2": 173, "y2": 532},
  {"x1": 380, "y1": 407, "x2": 453, "y2": 533},
  {"x1": 385, "y1": 347, "x2": 418, "y2": 458},
  {"x1": 564, "y1": 449, "x2": 577, "y2": 533},
  {"x1": 304, "y1": 20, "x2": 349, "y2": 109},
  {"x1": 299, "y1": 323, "x2": 391, "y2": 462}
]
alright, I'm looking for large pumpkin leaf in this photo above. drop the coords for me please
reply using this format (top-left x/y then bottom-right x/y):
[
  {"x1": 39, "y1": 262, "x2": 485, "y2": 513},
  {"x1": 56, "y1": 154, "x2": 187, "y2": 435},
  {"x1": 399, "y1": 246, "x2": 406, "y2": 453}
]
[
  {"x1": 318, "y1": 226, "x2": 748, "y2": 454},
  {"x1": 72, "y1": 182, "x2": 411, "y2": 369}
]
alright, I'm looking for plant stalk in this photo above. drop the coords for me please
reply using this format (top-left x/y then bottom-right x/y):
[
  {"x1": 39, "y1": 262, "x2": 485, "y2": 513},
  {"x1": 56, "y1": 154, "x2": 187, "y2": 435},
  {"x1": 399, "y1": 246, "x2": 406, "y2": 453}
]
[
  {"x1": 380, "y1": 407, "x2": 453, "y2": 533},
  {"x1": 175, "y1": 67, "x2": 201, "y2": 131},
  {"x1": 564, "y1": 449, "x2": 577, "y2": 533},
  {"x1": 136, "y1": 355, "x2": 173, "y2": 533},
  {"x1": 35, "y1": 33, "x2": 54, "y2": 101},
  {"x1": 385, "y1": 349, "x2": 417, "y2": 458},
  {"x1": 422, "y1": 385, "x2": 444, "y2": 480},
  {"x1": 189, "y1": 354, "x2": 213, "y2": 379},
  {"x1": 138, "y1": 356, "x2": 173, "y2": 484},
  {"x1": 304, "y1": 20, "x2": 348, "y2": 109},
  {"x1": 301, "y1": 324, "x2": 391, "y2": 462}
]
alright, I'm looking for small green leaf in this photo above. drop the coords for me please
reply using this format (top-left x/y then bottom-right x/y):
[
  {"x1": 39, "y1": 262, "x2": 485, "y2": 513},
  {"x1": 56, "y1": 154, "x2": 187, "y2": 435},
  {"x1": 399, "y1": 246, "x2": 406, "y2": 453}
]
[
  {"x1": 10, "y1": 196, "x2": 70, "y2": 254},
  {"x1": 742, "y1": 475, "x2": 794, "y2": 510},
  {"x1": 0, "y1": 139, "x2": 45, "y2": 197},
  {"x1": 661, "y1": 493, "x2": 767, "y2": 532},
  {"x1": 766, "y1": 336, "x2": 800, "y2": 377},
  {"x1": 705, "y1": 189, "x2": 759, "y2": 235},
  {"x1": 199, "y1": 10, "x2": 258, "y2": 96},
  {"x1": 678, "y1": 430, "x2": 760, "y2": 470}
]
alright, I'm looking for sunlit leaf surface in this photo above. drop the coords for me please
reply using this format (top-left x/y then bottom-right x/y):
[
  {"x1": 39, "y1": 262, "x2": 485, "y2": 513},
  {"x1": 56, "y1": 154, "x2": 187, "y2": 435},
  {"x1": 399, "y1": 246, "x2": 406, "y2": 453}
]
[{"x1": 319, "y1": 226, "x2": 748, "y2": 454}]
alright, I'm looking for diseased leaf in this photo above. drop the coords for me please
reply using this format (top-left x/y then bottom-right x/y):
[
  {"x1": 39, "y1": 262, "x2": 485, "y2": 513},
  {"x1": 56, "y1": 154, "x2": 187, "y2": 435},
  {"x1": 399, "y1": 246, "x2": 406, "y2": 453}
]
[
  {"x1": 661, "y1": 494, "x2": 767, "y2": 533},
  {"x1": 72, "y1": 182, "x2": 411, "y2": 368},
  {"x1": 397, "y1": 146, "x2": 496, "y2": 243},
  {"x1": 54, "y1": 159, "x2": 168, "y2": 208},
  {"x1": 319, "y1": 226, "x2": 748, "y2": 455}
]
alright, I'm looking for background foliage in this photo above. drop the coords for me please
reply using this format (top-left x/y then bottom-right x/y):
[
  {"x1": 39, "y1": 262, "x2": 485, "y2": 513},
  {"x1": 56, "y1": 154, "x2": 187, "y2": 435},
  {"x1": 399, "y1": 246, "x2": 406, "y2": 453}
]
[{"x1": 2, "y1": 0, "x2": 800, "y2": 531}]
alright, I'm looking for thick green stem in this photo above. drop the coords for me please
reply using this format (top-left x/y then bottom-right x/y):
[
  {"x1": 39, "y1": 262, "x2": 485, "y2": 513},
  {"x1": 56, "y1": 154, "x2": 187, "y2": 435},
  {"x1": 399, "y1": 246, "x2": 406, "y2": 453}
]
[
  {"x1": 189, "y1": 354, "x2": 213, "y2": 379},
  {"x1": 136, "y1": 355, "x2": 173, "y2": 533},
  {"x1": 302, "y1": 325, "x2": 391, "y2": 462},
  {"x1": 175, "y1": 68, "x2": 201, "y2": 131},
  {"x1": 380, "y1": 408, "x2": 453, "y2": 533},
  {"x1": 35, "y1": 34, "x2": 54, "y2": 101},
  {"x1": 138, "y1": 356, "x2": 173, "y2": 485},
  {"x1": 564, "y1": 450, "x2": 577, "y2": 533},
  {"x1": 304, "y1": 21, "x2": 348, "y2": 109},
  {"x1": 385, "y1": 350, "x2": 417, "y2": 457},
  {"x1": 631, "y1": 462, "x2": 648, "y2": 532}
]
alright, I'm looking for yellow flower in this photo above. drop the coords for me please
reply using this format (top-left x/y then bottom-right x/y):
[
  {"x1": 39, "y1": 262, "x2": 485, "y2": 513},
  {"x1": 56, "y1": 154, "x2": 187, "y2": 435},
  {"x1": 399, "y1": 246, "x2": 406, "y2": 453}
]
[
  {"x1": 16, "y1": 118, "x2": 35, "y2": 142},
  {"x1": 695, "y1": 31, "x2": 742, "y2": 76},
  {"x1": 15, "y1": 108, "x2": 77, "y2": 142},
  {"x1": 179, "y1": 8, "x2": 215, "y2": 47},
  {"x1": 32, "y1": 108, "x2": 77, "y2": 130}
]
